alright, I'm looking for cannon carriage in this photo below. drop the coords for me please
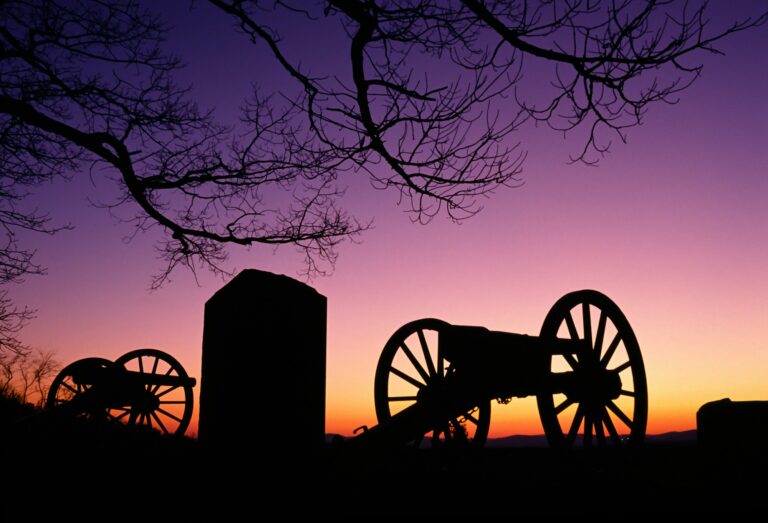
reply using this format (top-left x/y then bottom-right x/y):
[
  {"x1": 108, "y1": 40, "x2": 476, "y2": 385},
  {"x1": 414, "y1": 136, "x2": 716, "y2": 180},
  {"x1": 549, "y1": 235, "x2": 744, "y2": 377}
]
[
  {"x1": 354, "y1": 290, "x2": 647, "y2": 449},
  {"x1": 46, "y1": 348, "x2": 196, "y2": 436}
]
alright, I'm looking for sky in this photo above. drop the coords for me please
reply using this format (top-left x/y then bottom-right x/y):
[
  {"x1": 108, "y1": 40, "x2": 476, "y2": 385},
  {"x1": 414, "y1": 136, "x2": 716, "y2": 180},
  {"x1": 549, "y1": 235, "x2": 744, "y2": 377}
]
[{"x1": 7, "y1": 1, "x2": 768, "y2": 438}]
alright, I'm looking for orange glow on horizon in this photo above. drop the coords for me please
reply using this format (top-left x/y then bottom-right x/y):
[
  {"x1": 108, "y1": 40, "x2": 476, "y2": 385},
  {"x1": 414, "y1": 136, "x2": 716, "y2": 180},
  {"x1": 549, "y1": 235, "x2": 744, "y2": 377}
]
[{"x1": 8, "y1": 9, "x2": 768, "y2": 444}]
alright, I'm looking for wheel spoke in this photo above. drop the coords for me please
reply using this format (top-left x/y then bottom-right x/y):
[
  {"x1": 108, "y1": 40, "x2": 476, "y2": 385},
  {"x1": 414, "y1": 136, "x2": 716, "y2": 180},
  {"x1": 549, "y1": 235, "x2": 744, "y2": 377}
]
[
  {"x1": 594, "y1": 310, "x2": 607, "y2": 360},
  {"x1": 583, "y1": 412, "x2": 593, "y2": 448},
  {"x1": 156, "y1": 385, "x2": 180, "y2": 398},
  {"x1": 582, "y1": 303, "x2": 592, "y2": 350},
  {"x1": 390, "y1": 367, "x2": 424, "y2": 389},
  {"x1": 602, "y1": 406, "x2": 622, "y2": 444},
  {"x1": 61, "y1": 381, "x2": 78, "y2": 394},
  {"x1": 388, "y1": 395, "x2": 418, "y2": 402},
  {"x1": 157, "y1": 407, "x2": 183, "y2": 423},
  {"x1": 620, "y1": 390, "x2": 635, "y2": 397},
  {"x1": 399, "y1": 342, "x2": 430, "y2": 383},
  {"x1": 555, "y1": 397, "x2": 574, "y2": 414},
  {"x1": 563, "y1": 353, "x2": 578, "y2": 370},
  {"x1": 601, "y1": 332, "x2": 622, "y2": 367},
  {"x1": 151, "y1": 411, "x2": 169, "y2": 434},
  {"x1": 612, "y1": 361, "x2": 631, "y2": 373},
  {"x1": 607, "y1": 400, "x2": 633, "y2": 430},
  {"x1": 149, "y1": 358, "x2": 163, "y2": 393},
  {"x1": 566, "y1": 404, "x2": 584, "y2": 446},
  {"x1": 151, "y1": 385, "x2": 170, "y2": 397},
  {"x1": 594, "y1": 411, "x2": 606, "y2": 446},
  {"x1": 564, "y1": 311, "x2": 579, "y2": 341},
  {"x1": 138, "y1": 356, "x2": 144, "y2": 375},
  {"x1": 464, "y1": 412, "x2": 480, "y2": 426},
  {"x1": 417, "y1": 330, "x2": 436, "y2": 377}
]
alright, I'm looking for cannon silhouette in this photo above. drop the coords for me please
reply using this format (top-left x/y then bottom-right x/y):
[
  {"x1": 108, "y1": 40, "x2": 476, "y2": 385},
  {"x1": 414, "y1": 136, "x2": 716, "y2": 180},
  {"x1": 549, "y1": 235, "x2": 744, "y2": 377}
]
[
  {"x1": 46, "y1": 349, "x2": 196, "y2": 436},
  {"x1": 352, "y1": 290, "x2": 647, "y2": 449}
]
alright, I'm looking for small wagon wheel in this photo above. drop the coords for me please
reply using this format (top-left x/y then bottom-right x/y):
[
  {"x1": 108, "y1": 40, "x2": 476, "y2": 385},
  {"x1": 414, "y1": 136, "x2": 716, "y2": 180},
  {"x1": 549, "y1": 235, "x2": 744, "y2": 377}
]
[
  {"x1": 114, "y1": 348, "x2": 194, "y2": 436},
  {"x1": 374, "y1": 318, "x2": 491, "y2": 448},
  {"x1": 46, "y1": 357, "x2": 115, "y2": 417},
  {"x1": 536, "y1": 290, "x2": 648, "y2": 448}
]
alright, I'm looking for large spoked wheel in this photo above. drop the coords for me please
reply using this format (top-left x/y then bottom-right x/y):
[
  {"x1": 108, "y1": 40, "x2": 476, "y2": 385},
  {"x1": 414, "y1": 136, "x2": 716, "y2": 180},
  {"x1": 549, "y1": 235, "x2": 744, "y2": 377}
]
[
  {"x1": 46, "y1": 357, "x2": 115, "y2": 416},
  {"x1": 114, "y1": 349, "x2": 194, "y2": 436},
  {"x1": 536, "y1": 290, "x2": 648, "y2": 449},
  {"x1": 374, "y1": 318, "x2": 491, "y2": 448}
]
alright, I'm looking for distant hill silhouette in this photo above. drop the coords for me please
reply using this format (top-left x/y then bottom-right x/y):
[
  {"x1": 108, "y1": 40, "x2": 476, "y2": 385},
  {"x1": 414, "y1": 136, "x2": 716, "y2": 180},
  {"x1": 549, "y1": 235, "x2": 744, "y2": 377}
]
[
  {"x1": 484, "y1": 430, "x2": 696, "y2": 448},
  {"x1": 645, "y1": 430, "x2": 698, "y2": 446},
  {"x1": 328, "y1": 430, "x2": 697, "y2": 447},
  {"x1": 486, "y1": 434, "x2": 549, "y2": 448}
]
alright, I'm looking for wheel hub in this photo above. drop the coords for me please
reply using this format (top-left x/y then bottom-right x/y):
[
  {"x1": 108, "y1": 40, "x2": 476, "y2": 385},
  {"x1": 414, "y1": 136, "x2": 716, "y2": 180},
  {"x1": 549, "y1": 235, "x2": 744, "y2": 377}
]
[
  {"x1": 569, "y1": 362, "x2": 622, "y2": 403},
  {"x1": 131, "y1": 388, "x2": 160, "y2": 414}
]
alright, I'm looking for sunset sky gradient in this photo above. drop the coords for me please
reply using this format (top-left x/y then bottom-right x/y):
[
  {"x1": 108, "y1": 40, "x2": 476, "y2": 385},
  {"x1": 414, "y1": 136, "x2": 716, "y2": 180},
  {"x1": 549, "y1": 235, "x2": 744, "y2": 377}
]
[{"x1": 8, "y1": 1, "x2": 768, "y2": 437}]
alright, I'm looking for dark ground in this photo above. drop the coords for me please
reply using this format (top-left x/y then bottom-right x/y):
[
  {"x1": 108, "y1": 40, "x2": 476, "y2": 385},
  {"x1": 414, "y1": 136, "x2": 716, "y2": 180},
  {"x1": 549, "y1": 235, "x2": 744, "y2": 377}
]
[{"x1": 2, "y1": 402, "x2": 766, "y2": 519}]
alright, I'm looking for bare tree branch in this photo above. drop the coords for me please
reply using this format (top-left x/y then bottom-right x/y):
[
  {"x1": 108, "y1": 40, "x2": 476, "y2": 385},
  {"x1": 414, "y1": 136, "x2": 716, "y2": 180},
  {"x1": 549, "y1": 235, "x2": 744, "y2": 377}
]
[
  {"x1": 459, "y1": 0, "x2": 768, "y2": 163},
  {"x1": 0, "y1": 0, "x2": 367, "y2": 294},
  {"x1": 0, "y1": 0, "x2": 765, "y2": 350},
  {"x1": 212, "y1": 0, "x2": 767, "y2": 179},
  {"x1": 0, "y1": 290, "x2": 32, "y2": 355}
]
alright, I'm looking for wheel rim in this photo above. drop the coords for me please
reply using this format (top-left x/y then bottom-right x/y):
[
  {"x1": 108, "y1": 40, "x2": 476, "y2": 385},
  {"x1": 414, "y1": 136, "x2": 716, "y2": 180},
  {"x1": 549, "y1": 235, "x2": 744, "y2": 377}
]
[
  {"x1": 46, "y1": 357, "x2": 114, "y2": 415},
  {"x1": 113, "y1": 348, "x2": 194, "y2": 436},
  {"x1": 374, "y1": 318, "x2": 491, "y2": 448},
  {"x1": 536, "y1": 290, "x2": 648, "y2": 448}
]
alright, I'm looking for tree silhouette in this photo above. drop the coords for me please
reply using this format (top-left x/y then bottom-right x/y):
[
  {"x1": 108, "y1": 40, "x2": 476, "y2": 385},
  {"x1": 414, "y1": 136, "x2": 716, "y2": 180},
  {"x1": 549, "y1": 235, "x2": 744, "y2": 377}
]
[
  {"x1": 212, "y1": 0, "x2": 767, "y2": 216},
  {"x1": 0, "y1": 347, "x2": 60, "y2": 406},
  {"x1": 0, "y1": 0, "x2": 364, "y2": 291},
  {"x1": 0, "y1": 0, "x2": 765, "y2": 298}
]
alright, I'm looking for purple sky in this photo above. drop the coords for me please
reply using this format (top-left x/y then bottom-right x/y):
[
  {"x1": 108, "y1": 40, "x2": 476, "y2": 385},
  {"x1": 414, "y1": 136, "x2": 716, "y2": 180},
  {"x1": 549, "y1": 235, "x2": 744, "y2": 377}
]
[{"x1": 9, "y1": 1, "x2": 768, "y2": 436}]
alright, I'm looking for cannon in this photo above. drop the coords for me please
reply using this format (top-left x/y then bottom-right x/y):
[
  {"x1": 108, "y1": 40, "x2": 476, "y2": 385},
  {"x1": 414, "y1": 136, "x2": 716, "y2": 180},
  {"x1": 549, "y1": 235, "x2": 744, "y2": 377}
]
[
  {"x1": 353, "y1": 290, "x2": 647, "y2": 449},
  {"x1": 46, "y1": 349, "x2": 196, "y2": 436}
]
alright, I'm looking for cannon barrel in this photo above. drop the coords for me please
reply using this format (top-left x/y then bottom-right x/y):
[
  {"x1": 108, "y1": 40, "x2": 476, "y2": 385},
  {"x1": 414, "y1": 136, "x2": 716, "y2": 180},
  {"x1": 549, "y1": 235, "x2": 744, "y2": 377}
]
[
  {"x1": 67, "y1": 362, "x2": 196, "y2": 388},
  {"x1": 120, "y1": 369, "x2": 197, "y2": 388},
  {"x1": 440, "y1": 325, "x2": 588, "y2": 363},
  {"x1": 439, "y1": 325, "x2": 589, "y2": 400}
]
